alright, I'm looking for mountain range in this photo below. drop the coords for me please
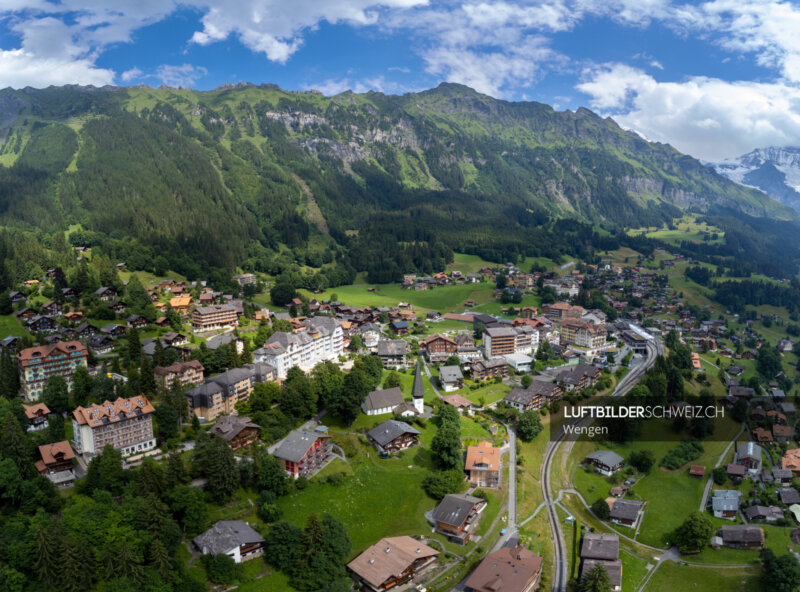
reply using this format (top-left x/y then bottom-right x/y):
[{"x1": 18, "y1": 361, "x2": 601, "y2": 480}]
[
  {"x1": 0, "y1": 83, "x2": 798, "y2": 282},
  {"x1": 714, "y1": 146, "x2": 800, "y2": 214}
]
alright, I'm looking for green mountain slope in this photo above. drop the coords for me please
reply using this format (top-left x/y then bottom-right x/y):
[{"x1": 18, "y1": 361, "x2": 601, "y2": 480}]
[{"x1": 0, "y1": 82, "x2": 797, "y2": 281}]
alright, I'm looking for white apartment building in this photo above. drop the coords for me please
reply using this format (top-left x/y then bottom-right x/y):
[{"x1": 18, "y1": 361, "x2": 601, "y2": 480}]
[{"x1": 254, "y1": 316, "x2": 344, "y2": 378}]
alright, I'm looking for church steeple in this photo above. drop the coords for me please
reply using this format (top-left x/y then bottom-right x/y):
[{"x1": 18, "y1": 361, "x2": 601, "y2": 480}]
[{"x1": 412, "y1": 361, "x2": 425, "y2": 413}]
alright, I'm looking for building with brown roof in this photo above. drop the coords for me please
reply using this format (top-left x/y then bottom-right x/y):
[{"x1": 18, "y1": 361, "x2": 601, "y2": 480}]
[
  {"x1": 347, "y1": 536, "x2": 439, "y2": 592},
  {"x1": 782, "y1": 448, "x2": 800, "y2": 475},
  {"x1": 421, "y1": 333, "x2": 457, "y2": 362},
  {"x1": 721, "y1": 525, "x2": 764, "y2": 549},
  {"x1": 35, "y1": 440, "x2": 76, "y2": 487},
  {"x1": 580, "y1": 533, "x2": 621, "y2": 591},
  {"x1": 72, "y1": 396, "x2": 156, "y2": 457},
  {"x1": 466, "y1": 441, "x2": 501, "y2": 488},
  {"x1": 154, "y1": 360, "x2": 205, "y2": 390},
  {"x1": 471, "y1": 358, "x2": 509, "y2": 381},
  {"x1": 23, "y1": 402, "x2": 51, "y2": 432},
  {"x1": 209, "y1": 416, "x2": 260, "y2": 451},
  {"x1": 464, "y1": 546, "x2": 542, "y2": 592},
  {"x1": 169, "y1": 294, "x2": 193, "y2": 312},
  {"x1": 431, "y1": 494, "x2": 486, "y2": 544},
  {"x1": 17, "y1": 341, "x2": 88, "y2": 401}
]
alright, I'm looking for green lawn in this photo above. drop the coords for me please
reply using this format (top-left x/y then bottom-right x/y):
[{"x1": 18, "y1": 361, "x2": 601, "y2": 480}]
[
  {"x1": 570, "y1": 417, "x2": 741, "y2": 547},
  {"x1": 644, "y1": 563, "x2": 760, "y2": 592},
  {"x1": 276, "y1": 453, "x2": 436, "y2": 556},
  {"x1": 0, "y1": 314, "x2": 27, "y2": 337},
  {"x1": 620, "y1": 549, "x2": 651, "y2": 592},
  {"x1": 459, "y1": 381, "x2": 510, "y2": 406}
]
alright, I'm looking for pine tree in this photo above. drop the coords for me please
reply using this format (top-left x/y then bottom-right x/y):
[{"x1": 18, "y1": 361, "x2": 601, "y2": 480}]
[
  {"x1": 204, "y1": 436, "x2": 239, "y2": 503},
  {"x1": 127, "y1": 328, "x2": 141, "y2": 364},
  {"x1": 577, "y1": 563, "x2": 612, "y2": 592},
  {"x1": 165, "y1": 452, "x2": 189, "y2": 488},
  {"x1": 153, "y1": 338, "x2": 167, "y2": 367},
  {"x1": 72, "y1": 365, "x2": 92, "y2": 407},
  {"x1": 148, "y1": 538, "x2": 173, "y2": 583},
  {"x1": 60, "y1": 535, "x2": 95, "y2": 592},
  {"x1": 42, "y1": 375, "x2": 70, "y2": 415},
  {"x1": 33, "y1": 523, "x2": 61, "y2": 590},
  {"x1": 139, "y1": 356, "x2": 156, "y2": 397},
  {"x1": 0, "y1": 411, "x2": 32, "y2": 477},
  {"x1": 0, "y1": 349, "x2": 19, "y2": 399}
]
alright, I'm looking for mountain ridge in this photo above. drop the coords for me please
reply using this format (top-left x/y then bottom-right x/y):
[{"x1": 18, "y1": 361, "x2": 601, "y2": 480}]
[
  {"x1": 0, "y1": 83, "x2": 798, "y2": 282},
  {"x1": 714, "y1": 146, "x2": 800, "y2": 214}
]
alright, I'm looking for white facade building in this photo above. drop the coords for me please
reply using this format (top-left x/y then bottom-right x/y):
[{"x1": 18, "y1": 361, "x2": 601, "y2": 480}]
[{"x1": 254, "y1": 316, "x2": 344, "y2": 379}]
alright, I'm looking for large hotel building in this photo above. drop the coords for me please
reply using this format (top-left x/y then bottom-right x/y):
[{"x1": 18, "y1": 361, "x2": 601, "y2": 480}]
[
  {"x1": 17, "y1": 341, "x2": 88, "y2": 401},
  {"x1": 72, "y1": 396, "x2": 156, "y2": 457}
]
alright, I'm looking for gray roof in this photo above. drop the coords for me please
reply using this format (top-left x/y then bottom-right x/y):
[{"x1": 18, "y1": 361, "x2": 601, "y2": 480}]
[
  {"x1": 412, "y1": 363, "x2": 425, "y2": 400},
  {"x1": 439, "y1": 365, "x2": 463, "y2": 383},
  {"x1": 364, "y1": 387, "x2": 405, "y2": 411},
  {"x1": 484, "y1": 326, "x2": 516, "y2": 338},
  {"x1": 581, "y1": 560, "x2": 622, "y2": 589},
  {"x1": 736, "y1": 442, "x2": 762, "y2": 461},
  {"x1": 377, "y1": 340, "x2": 407, "y2": 356},
  {"x1": 773, "y1": 469, "x2": 793, "y2": 480},
  {"x1": 779, "y1": 488, "x2": 800, "y2": 504},
  {"x1": 367, "y1": 420, "x2": 421, "y2": 448},
  {"x1": 431, "y1": 494, "x2": 484, "y2": 528},
  {"x1": 208, "y1": 367, "x2": 253, "y2": 389},
  {"x1": 272, "y1": 429, "x2": 330, "y2": 463},
  {"x1": 610, "y1": 499, "x2": 643, "y2": 521},
  {"x1": 745, "y1": 505, "x2": 783, "y2": 520},
  {"x1": 193, "y1": 520, "x2": 264, "y2": 556},
  {"x1": 712, "y1": 490, "x2": 741, "y2": 512},
  {"x1": 586, "y1": 450, "x2": 624, "y2": 467},
  {"x1": 721, "y1": 525, "x2": 764, "y2": 543},
  {"x1": 580, "y1": 533, "x2": 619, "y2": 561}
]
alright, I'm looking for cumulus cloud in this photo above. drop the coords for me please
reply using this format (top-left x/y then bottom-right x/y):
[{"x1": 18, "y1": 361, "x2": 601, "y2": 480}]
[
  {"x1": 155, "y1": 64, "x2": 208, "y2": 87},
  {"x1": 577, "y1": 63, "x2": 800, "y2": 161},
  {"x1": 120, "y1": 67, "x2": 143, "y2": 82}
]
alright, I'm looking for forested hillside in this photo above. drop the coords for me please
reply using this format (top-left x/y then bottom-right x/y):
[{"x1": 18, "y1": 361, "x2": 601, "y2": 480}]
[{"x1": 0, "y1": 83, "x2": 798, "y2": 285}]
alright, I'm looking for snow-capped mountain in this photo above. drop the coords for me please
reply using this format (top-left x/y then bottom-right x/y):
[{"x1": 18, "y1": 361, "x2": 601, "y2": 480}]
[{"x1": 714, "y1": 147, "x2": 800, "y2": 213}]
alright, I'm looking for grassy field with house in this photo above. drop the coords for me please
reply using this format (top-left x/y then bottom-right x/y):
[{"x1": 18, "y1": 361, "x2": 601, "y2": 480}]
[{"x1": 568, "y1": 416, "x2": 741, "y2": 548}]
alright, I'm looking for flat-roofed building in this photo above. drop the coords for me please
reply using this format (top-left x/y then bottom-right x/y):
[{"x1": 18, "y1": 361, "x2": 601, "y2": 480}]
[{"x1": 192, "y1": 304, "x2": 238, "y2": 331}]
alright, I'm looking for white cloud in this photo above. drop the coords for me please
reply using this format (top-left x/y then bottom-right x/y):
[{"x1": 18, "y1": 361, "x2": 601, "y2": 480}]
[
  {"x1": 0, "y1": 48, "x2": 114, "y2": 87},
  {"x1": 120, "y1": 67, "x2": 143, "y2": 82},
  {"x1": 155, "y1": 63, "x2": 208, "y2": 87},
  {"x1": 650, "y1": 60, "x2": 664, "y2": 70},
  {"x1": 577, "y1": 63, "x2": 800, "y2": 161}
]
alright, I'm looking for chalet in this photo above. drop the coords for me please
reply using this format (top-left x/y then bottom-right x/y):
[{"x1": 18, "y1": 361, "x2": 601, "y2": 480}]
[
  {"x1": 689, "y1": 465, "x2": 706, "y2": 478},
  {"x1": 721, "y1": 525, "x2": 764, "y2": 549},
  {"x1": 376, "y1": 339, "x2": 408, "y2": 369},
  {"x1": 779, "y1": 488, "x2": 800, "y2": 505},
  {"x1": 347, "y1": 536, "x2": 439, "y2": 592},
  {"x1": 753, "y1": 427, "x2": 773, "y2": 444},
  {"x1": 367, "y1": 420, "x2": 421, "y2": 455},
  {"x1": 431, "y1": 493, "x2": 486, "y2": 544},
  {"x1": 390, "y1": 320, "x2": 409, "y2": 335},
  {"x1": 726, "y1": 463, "x2": 746, "y2": 480},
  {"x1": 0, "y1": 336, "x2": 20, "y2": 351},
  {"x1": 745, "y1": 505, "x2": 784, "y2": 522},
  {"x1": 504, "y1": 381, "x2": 561, "y2": 412},
  {"x1": 193, "y1": 520, "x2": 265, "y2": 563},
  {"x1": 730, "y1": 385, "x2": 755, "y2": 398},
  {"x1": 35, "y1": 441, "x2": 75, "y2": 488},
  {"x1": 9, "y1": 290, "x2": 26, "y2": 303},
  {"x1": 471, "y1": 358, "x2": 508, "y2": 381},
  {"x1": 774, "y1": 425, "x2": 792, "y2": 442},
  {"x1": 63, "y1": 311, "x2": 84, "y2": 323},
  {"x1": 585, "y1": 450, "x2": 624, "y2": 476},
  {"x1": 421, "y1": 334, "x2": 457, "y2": 362},
  {"x1": 442, "y1": 394, "x2": 474, "y2": 414},
  {"x1": 16, "y1": 307, "x2": 37, "y2": 320},
  {"x1": 163, "y1": 331, "x2": 188, "y2": 347},
  {"x1": 101, "y1": 324, "x2": 128, "y2": 338},
  {"x1": 465, "y1": 547, "x2": 542, "y2": 592},
  {"x1": 88, "y1": 335, "x2": 114, "y2": 355},
  {"x1": 41, "y1": 301, "x2": 62, "y2": 316},
  {"x1": 170, "y1": 295, "x2": 193, "y2": 313},
  {"x1": 94, "y1": 286, "x2": 117, "y2": 301},
  {"x1": 27, "y1": 315, "x2": 55, "y2": 333},
  {"x1": 363, "y1": 387, "x2": 406, "y2": 416},
  {"x1": 554, "y1": 364, "x2": 602, "y2": 392},
  {"x1": 272, "y1": 428, "x2": 332, "y2": 479},
  {"x1": 466, "y1": 441, "x2": 501, "y2": 488},
  {"x1": 24, "y1": 403, "x2": 51, "y2": 432},
  {"x1": 773, "y1": 468, "x2": 794, "y2": 485},
  {"x1": 75, "y1": 322, "x2": 99, "y2": 338},
  {"x1": 61, "y1": 287, "x2": 79, "y2": 299},
  {"x1": 609, "y1": 499, "x2": 643, "y2": 527},
  {"x1": 712, "y1": 490, "x2": 741, "y2": 519},
  {"x1": 155, "y1": 316, "x2": 171, "y2": 327},
  {"x1": 439, "y1": 365, "x2": 464, "y2": 392},
  {"x1": 209, "y1": 416, "x2": 260, "y2": 451},
  {"x1": 735, "y1": 442, "x2": 762, "y2": 474},
  {"x1": 353, "y1": 323, "x2": 382, "y2": 349},
  {"x1": 580, "y1": 534, "x2": 621, "y2": 592},
  {"x1": 126, "y1": 314, "x2": 147, "y2": 329}
]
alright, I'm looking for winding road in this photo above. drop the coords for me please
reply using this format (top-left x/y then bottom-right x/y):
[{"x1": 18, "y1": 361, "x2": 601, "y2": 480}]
[{"x1": 542, "y1": 338, "x2": 664, "y2": 591}]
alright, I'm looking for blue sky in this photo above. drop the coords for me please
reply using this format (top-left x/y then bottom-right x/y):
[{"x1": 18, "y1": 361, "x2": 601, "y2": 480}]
[{"x1": 1, "y1": 0, "x2": 800, "y2": 160}]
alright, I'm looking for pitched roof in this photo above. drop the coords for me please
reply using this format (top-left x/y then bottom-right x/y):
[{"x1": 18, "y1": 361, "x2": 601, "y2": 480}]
[
  {"x1": 580, "y1": 560, "x2": 622, "y2": 589},
  {"x1": 72, "y1": 396, "x2": 155, "y2": 427},
  {"x1": 24, "y1": 403, "x2": 51, "y2": 420},
  {"x1": 464, "y1": 546, "x2": 543, "y2": 592},
  {"x1": 364, "y1": 387, "x2": 405, "y2": 411},
  {"x1": 580, "y1": 533, "x2": 619, "y2": 561},
  {"x1": 37, "y1": 440, "x2": 75, "y2": 465},
  {"x1": 209, "y1": 416, "x2": 260, "y2": 442},
  {"x1": 16, "y1": 341, "x2": 87, "y2": 365},
  {"x1": 193, "y1": 520, "x2": 264, "y2": 556},
  {"x1": 367, "y1": 420, "x2": 421, "y2": 447},
  {"x1": 586, "y1": 450, "x2": 624, "y2": 467},
  {"x1": 779, "y1": 488, "x2": 800, "y2": 504},
  {"x1": 466, "y1": 441, "x2": 501, "y2": 472},
  {"x1": 272, "y1": 429, "x2": 330, "y2": 463},
  {"x1": 609, "y1": 499, "x2": 643, "y2": 521},
  {"x1": 347, "y1": 536, "x2": 439, "y2": 589},
  {"x1": 721, "y1": 525, "x2": 764, "y2": 543},
  {"x1": 412, "y1": 363, "x2": 425, "y2": 400},
  {"x1": 712, "y1": 490, "x2": 741, "y2": 512},
  {"x1": 154, "y1": 360, "x2": 204, "y2": 376},
  {"x1": 431, "y1": 493, "x2": 484, "y2": 528},
  {"x1": 377, "y1": 340, "x2": 407, "y2": 356},
  {"x1": 442, "y1": 394, "x2": 472, "y2": 408}
]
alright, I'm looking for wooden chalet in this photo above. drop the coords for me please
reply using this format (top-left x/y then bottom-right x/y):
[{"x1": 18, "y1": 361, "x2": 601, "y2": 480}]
[
  {"x1": 209, "y1": 416, "x2": 260, "y2": 451},
  {"x1": 348, "y1": 536, "x2": 439, "y2": 592}
]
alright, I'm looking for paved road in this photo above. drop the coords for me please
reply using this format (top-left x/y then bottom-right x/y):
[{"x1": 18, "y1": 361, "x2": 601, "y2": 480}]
[
  {"x1": 542, "y1": 338, "x2": 663, "y2": 591},
  {"x1": 699, "y1": 423, "x2": 745, "y2": 511}
]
